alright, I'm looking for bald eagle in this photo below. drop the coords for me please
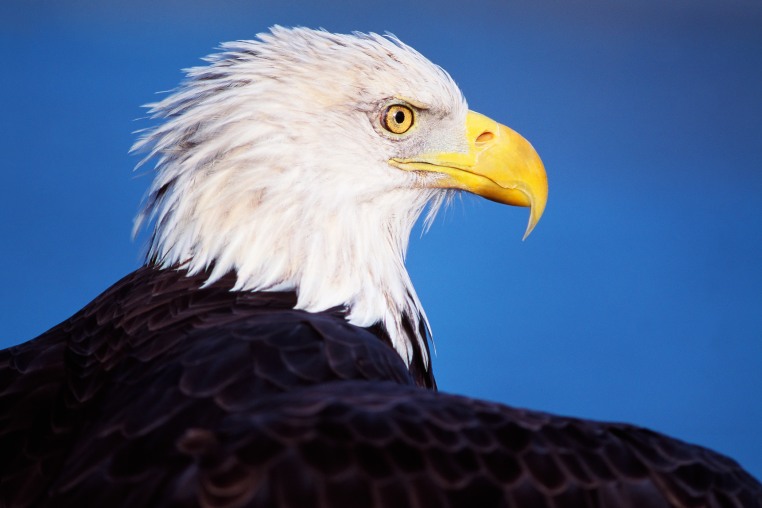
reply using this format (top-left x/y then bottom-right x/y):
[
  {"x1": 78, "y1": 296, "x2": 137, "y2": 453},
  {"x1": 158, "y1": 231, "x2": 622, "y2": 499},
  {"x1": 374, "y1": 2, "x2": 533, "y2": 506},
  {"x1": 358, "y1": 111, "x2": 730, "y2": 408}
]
[{"x1": 1, "y1": 27, "x2": 759, "y2": 508}]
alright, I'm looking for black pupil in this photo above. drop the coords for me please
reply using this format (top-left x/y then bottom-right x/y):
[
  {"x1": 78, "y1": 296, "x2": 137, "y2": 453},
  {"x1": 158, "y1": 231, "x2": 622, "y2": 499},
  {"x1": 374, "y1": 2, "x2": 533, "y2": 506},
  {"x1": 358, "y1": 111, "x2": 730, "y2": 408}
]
[{"x1": 394, "y1": 110, "x2": 406, "y2": 124}]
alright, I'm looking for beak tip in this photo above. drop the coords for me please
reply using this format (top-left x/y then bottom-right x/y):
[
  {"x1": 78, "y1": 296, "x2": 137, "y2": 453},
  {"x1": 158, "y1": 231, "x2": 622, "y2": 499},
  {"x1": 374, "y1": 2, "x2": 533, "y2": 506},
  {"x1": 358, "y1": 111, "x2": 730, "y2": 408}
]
[
  {"x1": 521, "y1": 222, "x2": 536, "y2": 241},
  {"x1": 521, "y1": 198, "x2": 546, "y2": 241}
]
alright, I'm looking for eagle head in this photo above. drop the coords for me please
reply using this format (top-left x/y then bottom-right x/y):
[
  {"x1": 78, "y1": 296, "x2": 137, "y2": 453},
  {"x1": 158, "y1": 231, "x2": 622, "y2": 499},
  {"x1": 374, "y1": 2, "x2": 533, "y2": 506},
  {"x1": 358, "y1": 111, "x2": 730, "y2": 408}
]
[{"x1": 132, "y1": 26, "x2": 547, "y2": 367}]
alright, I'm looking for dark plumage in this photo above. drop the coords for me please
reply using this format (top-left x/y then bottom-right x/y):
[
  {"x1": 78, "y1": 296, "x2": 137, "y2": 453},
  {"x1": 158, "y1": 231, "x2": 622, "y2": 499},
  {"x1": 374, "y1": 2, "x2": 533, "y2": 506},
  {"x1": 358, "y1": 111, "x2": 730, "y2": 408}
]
[{"x1": 2, "y1": 267, "x2": 760, "y2": 507}]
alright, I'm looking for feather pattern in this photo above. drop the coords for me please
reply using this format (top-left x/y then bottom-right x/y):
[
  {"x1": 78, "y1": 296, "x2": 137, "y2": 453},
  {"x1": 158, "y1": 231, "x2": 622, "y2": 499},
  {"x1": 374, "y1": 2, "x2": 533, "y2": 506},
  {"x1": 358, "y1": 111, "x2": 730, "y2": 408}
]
[{"x1": 1, "y1": 267, "x2": 759, "y2": 507}]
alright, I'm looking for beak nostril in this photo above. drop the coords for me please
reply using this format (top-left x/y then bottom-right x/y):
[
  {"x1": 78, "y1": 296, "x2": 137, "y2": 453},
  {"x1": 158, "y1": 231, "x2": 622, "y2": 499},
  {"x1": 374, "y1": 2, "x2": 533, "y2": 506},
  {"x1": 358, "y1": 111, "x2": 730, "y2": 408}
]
[{"x1": 476, "y1": 131, "x2": 494, "y2": 144}]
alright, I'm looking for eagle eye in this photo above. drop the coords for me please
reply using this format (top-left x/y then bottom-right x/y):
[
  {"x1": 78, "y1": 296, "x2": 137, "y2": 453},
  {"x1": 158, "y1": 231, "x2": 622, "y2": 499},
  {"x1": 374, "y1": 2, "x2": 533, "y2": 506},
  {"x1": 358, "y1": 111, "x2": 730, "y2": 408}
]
[{"x1": 382, "y1": 104, "x2": 415, "y2": 134}]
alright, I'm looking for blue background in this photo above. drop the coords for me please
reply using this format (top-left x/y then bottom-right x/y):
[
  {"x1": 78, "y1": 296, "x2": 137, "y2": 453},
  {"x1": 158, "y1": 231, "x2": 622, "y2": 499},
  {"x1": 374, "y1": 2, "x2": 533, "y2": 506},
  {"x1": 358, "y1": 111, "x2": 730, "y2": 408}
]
[{"x1": 1, "y1": 1, "x2": 761, "y2": 480}]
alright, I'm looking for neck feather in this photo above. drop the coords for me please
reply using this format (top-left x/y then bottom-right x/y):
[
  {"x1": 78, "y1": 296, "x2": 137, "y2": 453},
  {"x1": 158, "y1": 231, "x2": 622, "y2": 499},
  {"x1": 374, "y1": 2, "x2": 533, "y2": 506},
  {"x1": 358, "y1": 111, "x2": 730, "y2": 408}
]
[{"x1": 142, "y1": 172, "x2": 444, "y2": 367}]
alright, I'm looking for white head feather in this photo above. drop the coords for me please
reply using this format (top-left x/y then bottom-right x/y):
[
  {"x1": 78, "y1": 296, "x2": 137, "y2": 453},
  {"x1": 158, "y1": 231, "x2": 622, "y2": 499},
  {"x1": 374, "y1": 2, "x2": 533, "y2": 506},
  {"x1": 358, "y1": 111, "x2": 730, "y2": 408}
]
[{"x1": 133, "y1": 27, "x2": 469, "y2": 368}]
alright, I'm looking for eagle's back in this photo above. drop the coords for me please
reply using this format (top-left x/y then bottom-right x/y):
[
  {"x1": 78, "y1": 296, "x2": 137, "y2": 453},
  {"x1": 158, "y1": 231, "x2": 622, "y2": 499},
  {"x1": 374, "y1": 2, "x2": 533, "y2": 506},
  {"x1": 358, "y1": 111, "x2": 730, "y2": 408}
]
[{"x1": 1, "y1": 267, "x2": 760, "y2": 507}]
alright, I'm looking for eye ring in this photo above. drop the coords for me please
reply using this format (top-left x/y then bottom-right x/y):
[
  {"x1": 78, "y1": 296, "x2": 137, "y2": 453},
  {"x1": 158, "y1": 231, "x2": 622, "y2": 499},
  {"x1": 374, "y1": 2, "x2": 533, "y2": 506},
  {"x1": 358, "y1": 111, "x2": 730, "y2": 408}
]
[{"x1": 382, "y1": 104, "x2": 415, "y2": 134}]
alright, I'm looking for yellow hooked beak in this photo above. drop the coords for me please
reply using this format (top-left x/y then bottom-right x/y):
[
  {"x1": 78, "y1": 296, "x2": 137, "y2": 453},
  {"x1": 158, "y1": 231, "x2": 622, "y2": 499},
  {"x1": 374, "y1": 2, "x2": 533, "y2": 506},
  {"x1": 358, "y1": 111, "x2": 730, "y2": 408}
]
[{"x1": 390, "y1": 111, "x2": 548, "y2": 239}]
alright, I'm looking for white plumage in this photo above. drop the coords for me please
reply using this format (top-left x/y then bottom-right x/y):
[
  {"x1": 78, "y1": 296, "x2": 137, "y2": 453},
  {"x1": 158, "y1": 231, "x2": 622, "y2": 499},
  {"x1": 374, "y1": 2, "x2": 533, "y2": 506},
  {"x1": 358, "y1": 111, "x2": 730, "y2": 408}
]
[{"x1": 133, "y1": 27, "x2": 469, "y2": 366}]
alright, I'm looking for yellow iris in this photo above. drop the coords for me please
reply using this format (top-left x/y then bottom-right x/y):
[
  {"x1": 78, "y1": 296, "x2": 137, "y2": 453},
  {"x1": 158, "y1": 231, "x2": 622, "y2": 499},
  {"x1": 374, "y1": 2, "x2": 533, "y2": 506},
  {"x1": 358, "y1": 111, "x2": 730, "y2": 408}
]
[{"x1": 382, "y1": 104, "x2": 414, "y2": 134}]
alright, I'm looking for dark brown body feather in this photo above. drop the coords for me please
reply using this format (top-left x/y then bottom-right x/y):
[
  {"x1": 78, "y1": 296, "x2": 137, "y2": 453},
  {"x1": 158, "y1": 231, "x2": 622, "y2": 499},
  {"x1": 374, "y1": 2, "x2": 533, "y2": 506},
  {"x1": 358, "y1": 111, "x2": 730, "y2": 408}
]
[{"x1": 1, "y1": 266, "x2": 760, "y2": 507}]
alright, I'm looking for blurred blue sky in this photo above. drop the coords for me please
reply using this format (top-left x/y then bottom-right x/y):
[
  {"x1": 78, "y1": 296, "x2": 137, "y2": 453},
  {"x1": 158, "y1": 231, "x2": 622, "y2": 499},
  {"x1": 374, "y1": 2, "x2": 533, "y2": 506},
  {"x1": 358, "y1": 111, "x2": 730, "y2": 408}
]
[{"x1": 1, "y1": 0, "x2": 761, "y2": 480}]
